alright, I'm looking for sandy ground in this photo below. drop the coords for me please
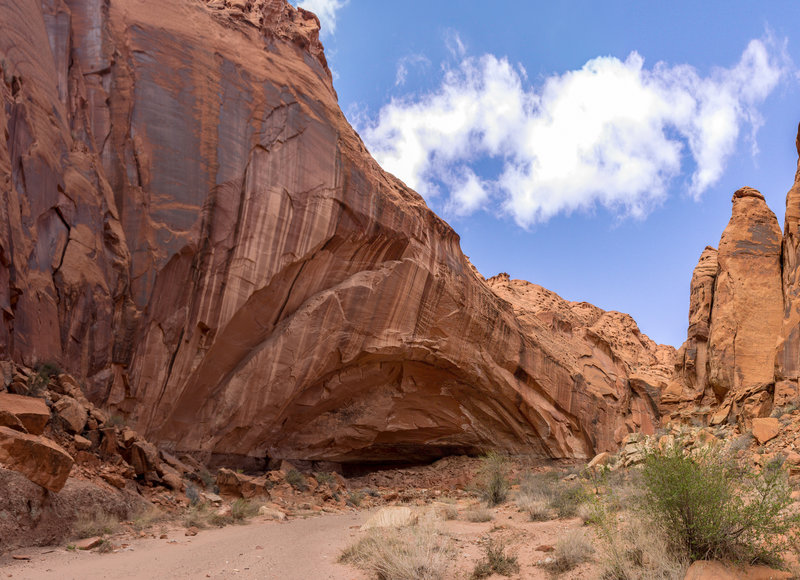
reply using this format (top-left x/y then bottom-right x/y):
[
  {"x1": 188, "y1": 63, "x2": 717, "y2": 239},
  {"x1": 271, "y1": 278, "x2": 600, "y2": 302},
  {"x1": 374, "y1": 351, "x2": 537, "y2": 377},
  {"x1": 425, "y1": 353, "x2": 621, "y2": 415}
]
[
  {"x1": 1, "y1": 512, "x2": 369, "y2": 580},
  {"x1": 1, "y1": 501, "x2": 599, "y2": 580}
]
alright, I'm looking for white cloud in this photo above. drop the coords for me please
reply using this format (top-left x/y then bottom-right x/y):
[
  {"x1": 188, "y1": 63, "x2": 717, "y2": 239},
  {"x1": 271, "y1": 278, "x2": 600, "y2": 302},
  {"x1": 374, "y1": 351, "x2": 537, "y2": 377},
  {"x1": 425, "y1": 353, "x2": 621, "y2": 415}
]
[
  {"x1": 359, "y1": 38, "x2": 789, "y2": 227},
  {"x1": 395, "y1": 54, "x2": 431, "y2": 86},
  {"x1": 296, "y1": 0, "x2": 347, "y2": 36}
]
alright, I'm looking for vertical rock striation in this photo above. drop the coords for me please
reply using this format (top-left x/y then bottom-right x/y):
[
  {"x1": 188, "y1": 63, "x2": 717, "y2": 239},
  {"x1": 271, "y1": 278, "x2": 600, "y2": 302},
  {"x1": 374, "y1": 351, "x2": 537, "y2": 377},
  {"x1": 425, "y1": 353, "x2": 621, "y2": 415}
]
[
  {"x1": 0, "y1": 0, "x2": 671, "y2": 466},
  {"x1": 671, "y1": 130, "x2": 800, "y2": 426}
]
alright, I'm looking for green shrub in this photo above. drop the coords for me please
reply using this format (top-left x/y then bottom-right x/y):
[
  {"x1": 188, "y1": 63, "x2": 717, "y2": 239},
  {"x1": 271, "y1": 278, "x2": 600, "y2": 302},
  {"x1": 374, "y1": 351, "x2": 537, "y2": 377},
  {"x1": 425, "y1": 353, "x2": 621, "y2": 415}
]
[
  {"x1": 314, "y1": 472, "x2": 336, "y2": 487},
  {"x1": 550, "y1": 482, "x2": 592, "y2": 518},
  {"x1": 477, "y1": 452, "x2": 510, "y2": 507},
  {"x1": 640, "y1": 442, "x2": 798, "y2": 565},
  {"x1": 286, "y1": 469, "x2": 307, "y2": 491}
]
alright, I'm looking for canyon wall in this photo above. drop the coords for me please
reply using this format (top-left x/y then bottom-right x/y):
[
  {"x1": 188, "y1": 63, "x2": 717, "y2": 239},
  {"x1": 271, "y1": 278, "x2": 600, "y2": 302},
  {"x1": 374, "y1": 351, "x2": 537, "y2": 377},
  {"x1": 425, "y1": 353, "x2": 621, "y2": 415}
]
[{"x1": 0, "y1": 0, "x2": 669, "y2": 467}]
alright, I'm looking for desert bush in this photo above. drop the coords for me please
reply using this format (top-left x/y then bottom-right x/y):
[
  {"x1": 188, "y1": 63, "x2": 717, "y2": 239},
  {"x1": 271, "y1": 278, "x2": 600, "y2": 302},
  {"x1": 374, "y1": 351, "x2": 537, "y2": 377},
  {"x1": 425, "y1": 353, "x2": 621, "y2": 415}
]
[
  {"x1": 28, "y1": 362, "x2": 60, "y2": 396},
  {"x1": 231, "y1": 498, "x2": 260, "y2": 522},
  {"x1": 727, "y1": 432, "x2": 754, "y2": 453},
  {"x1": 516, "y1": 492, "x2": 551, "y2": 521},
  {"x1": 347, "y1": 490, "x2": 365, "y2": 507},
  {"x1": 550, "y1": 482, "x2": 592, "y2": 518},
  {"x1": 470, "y1": 539, "x2": 519, "y2": 579},
  {"x1": 286, "y1": 469, "x2": 308, "y2": 491},
  {"x1": 464, "y1": 507, "x2": 494, "y2": 523},
  {"x1": 183, "y1": 504, "x2": 210, "y2": 529},
  {"x1": 72, "y1": 508, "x2": 120, "y2": 539},
  {"x1": 339, "y1": 520, "x2": 453, "y2": 580},
  {"x1": 640, "y1": 441, "x2": 798, "y2": 565},
  {"x1": 95, "y1": 538, "x2": 115, "y2": 554},
  {"x1": 475, "y1": 451, "x2": 511, "y2": 507},
  {"x1": 542, "y1": 528, "x2": 594, "y2": 575},
  {"x1": 314, "y1": 471, "x2": 336, "y2": 487},
  {"x1": 186, "y1": 482, "x2": 200, "y2": 505},
  {"x1": 442, "y1": 505, "x2": 459, "y2": 520}
]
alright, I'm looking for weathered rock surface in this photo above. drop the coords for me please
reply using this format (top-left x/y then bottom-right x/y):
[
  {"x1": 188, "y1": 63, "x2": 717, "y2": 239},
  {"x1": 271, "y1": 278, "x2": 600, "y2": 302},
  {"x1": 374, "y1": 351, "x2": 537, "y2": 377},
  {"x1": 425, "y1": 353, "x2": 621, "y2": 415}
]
[
  {"x1": 669, "y1": 126, "x2": 800, "y2": 426},
  {"x1": 707, "y1": 188, "x2": 782, "y2": 407},
  {"x1": 0, "y1": 393, "x2": 50, "y2": 435},
  {"x1": 0, "y1": 427, "x2": 73, "y2": 491},
  {"x1": 671, "y1": 187, "x2": 784, "y2": 425},
  {"x1": 0, "y1": 0, "x2": 670, "y2": 465}
]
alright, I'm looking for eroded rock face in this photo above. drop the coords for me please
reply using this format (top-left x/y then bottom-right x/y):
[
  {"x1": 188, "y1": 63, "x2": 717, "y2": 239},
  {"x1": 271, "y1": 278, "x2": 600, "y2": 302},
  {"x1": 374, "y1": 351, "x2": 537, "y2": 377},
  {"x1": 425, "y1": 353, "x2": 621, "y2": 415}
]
[
  {"x1": 671, "y1": 136, "x2": 800, "y2": 426},
  {"x1": 0, "y1": 0, "x2": 670, "y2": 465},
  {"x1": 707, "y1": 188, "x2": 782, "y2": 406}
]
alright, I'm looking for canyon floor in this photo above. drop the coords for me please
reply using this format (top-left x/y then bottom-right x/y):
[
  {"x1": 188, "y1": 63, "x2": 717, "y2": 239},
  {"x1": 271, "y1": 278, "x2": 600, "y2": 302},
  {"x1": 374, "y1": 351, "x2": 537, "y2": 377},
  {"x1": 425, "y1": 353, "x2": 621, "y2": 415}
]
[{"x1": 0, "y1": 496, "x2": 596, "y2": 580}]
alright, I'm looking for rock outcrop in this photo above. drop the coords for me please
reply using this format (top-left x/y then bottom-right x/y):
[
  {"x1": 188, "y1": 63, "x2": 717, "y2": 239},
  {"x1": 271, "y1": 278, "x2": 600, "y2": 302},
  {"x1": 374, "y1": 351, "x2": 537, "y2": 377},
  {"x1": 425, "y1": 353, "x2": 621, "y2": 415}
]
[
  {"x1": 0, "y1": 0, "x2": 670, "y2": 466},
  {"x1": 670, "y1": 127, "x2": 800, "y2": 426}
]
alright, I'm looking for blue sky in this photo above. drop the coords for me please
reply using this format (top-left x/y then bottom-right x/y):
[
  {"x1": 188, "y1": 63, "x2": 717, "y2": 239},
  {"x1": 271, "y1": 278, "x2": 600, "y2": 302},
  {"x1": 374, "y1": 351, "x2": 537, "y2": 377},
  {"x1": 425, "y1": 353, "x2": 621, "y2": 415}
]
[{"x1": 295, "y1": 0, "x2": 800, "y2": 348}]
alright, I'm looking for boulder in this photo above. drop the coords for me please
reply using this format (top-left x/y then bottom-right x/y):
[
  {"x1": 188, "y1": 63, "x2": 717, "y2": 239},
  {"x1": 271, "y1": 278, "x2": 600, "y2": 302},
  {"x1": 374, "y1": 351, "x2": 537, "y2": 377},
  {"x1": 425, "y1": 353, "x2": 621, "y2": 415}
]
[
  {"x1": 587, "y1": 452, "x2": 612, "y2": 470},
  {"x1": 130, "y1": 440, "x2": 161, "y2": 477},
  {"x1": 216, "y1": 467, "x2": 269, "y2": 498},
  {"x1": 0, "y1": 427, "x2": 73, "y2": 491},
  {"x1": 0, "y1": 393, "x2": 49, "y2": 435},
  {"x1": 751, "y1": 418, "x2": 781, "y2": 444},
  {"x1": 0, "y1": 410, "x2": 27, "y2": 433},
  {"x1": 53, "y1": 396, "x2": 87, "y2": 434},
  {"x1": 73, "y1": 434, "x2": 92, "y2": 451}
]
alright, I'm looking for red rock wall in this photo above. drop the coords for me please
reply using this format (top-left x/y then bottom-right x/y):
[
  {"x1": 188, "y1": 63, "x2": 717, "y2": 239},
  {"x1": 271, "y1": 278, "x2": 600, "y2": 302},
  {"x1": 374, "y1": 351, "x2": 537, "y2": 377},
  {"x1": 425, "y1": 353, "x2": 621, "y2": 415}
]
[
  {"x1": 0, "y1": 0, "x2": 669, "y2": 466},
  {"x1": 670, "y1": 141, "x2": 800, "y2": 425}
]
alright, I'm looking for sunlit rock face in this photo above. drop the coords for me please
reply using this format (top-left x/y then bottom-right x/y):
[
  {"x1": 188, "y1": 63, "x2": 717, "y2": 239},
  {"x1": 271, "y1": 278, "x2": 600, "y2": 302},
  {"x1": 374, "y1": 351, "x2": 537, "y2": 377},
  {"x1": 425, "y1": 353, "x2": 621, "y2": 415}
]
[
  {"x1": 670, "y1": 157, "x2": 800, "y2": 425},
  {"x1": 0, "y1": 0, "x2": 669, "y2": 466}
]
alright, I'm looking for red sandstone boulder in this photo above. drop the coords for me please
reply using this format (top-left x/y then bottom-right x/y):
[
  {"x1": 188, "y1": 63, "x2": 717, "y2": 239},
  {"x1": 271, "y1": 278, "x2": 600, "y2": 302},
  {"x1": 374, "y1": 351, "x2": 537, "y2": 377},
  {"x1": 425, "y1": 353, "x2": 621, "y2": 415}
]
[
  {"x1": 0, "y1": 427, "x2": 73, "y2": 491},
  {"x1": 53, "y1": 396, "x2": 87, "y2": 434},
  {"x1": 0, "y1": 394, "x2": 49, "y2": 435},
  {"x1": 751, "y1": 417, "x2": 781, "y2": 444}
]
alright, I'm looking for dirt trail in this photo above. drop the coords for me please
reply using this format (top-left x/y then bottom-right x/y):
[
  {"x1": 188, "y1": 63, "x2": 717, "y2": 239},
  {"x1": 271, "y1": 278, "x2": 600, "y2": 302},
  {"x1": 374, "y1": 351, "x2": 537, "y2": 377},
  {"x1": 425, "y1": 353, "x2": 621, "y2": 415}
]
[{"x1": 1, "y1": 512, "x2": 368, "y2": 580}]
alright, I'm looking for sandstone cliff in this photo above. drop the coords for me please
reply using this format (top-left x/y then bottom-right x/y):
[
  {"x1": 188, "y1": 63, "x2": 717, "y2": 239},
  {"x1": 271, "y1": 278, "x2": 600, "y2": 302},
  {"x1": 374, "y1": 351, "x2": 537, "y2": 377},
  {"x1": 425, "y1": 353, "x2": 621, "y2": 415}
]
[
  {"x1": 670, "y1": 127, "x2": 800, "y2": 425},
  {"x1": 0, "y1": 0, "x2": 669, "y2": 467}
]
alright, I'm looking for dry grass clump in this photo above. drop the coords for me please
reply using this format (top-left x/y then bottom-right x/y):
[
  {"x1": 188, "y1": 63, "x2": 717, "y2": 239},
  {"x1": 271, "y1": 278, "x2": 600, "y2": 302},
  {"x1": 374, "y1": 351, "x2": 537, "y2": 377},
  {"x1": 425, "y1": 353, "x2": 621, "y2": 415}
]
[
  {"x1": 518, "y1": 470, "x2": 592, "y2": 518},
  {"x1": 231, "y1": 498, "x2": 260, "y2": 522},
  {"x1": 130, "y1": 505, "x2": 166, "y2": 532},
  {"x1": 541, "y1": 528, "x2": 594, "y2": 575},
  {"x1": 339, "y1": 518, "x2": 453, "y2": 580},
  {"x1": 464, "y1": 507, "x2": 494, "y2": 523},
  {"x1": 597, "y1": 512, "x2": 686, "y2": 580},
  {"x1": 72, "y1": 508, "x2": 121, "y2": 539},
  {"x1": 516, "y1": 492, "x2": 551, "y2": 521},
  {"x1": 183, "y1": 504, "x2": 210, "y2": 529},
  {"x1": 470, "y1": 539, "x2": 519, "y2": 579},
  {"x1": 442, "y1": 505, "x2": 459, "y2": 520}
]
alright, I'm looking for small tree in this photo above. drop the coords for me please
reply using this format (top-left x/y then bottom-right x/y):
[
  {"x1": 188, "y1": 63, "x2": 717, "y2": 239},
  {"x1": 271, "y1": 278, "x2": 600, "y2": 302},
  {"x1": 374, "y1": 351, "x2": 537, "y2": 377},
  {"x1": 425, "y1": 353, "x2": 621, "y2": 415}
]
[{"x1": 640, "y1": 441, "x2": 798, "y2": 565}]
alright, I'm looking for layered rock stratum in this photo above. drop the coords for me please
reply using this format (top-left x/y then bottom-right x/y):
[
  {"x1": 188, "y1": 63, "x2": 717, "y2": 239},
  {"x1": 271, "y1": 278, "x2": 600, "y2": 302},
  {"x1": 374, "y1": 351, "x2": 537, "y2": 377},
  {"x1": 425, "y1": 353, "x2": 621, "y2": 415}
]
[{"x1": 0, "y1": 0, "x2": 671, "y2": 468}]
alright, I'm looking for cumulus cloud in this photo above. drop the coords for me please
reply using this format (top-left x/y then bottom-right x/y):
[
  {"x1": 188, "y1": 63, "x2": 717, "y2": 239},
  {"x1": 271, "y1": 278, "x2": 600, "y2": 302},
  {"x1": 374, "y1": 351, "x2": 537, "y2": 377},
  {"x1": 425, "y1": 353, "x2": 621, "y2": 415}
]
[
  {"x1": 359, "y1": 38, "x2": 788, "y2": 226},
  {"x1": 296, "y1": 0, "x2": 347, "y2": 35}
]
